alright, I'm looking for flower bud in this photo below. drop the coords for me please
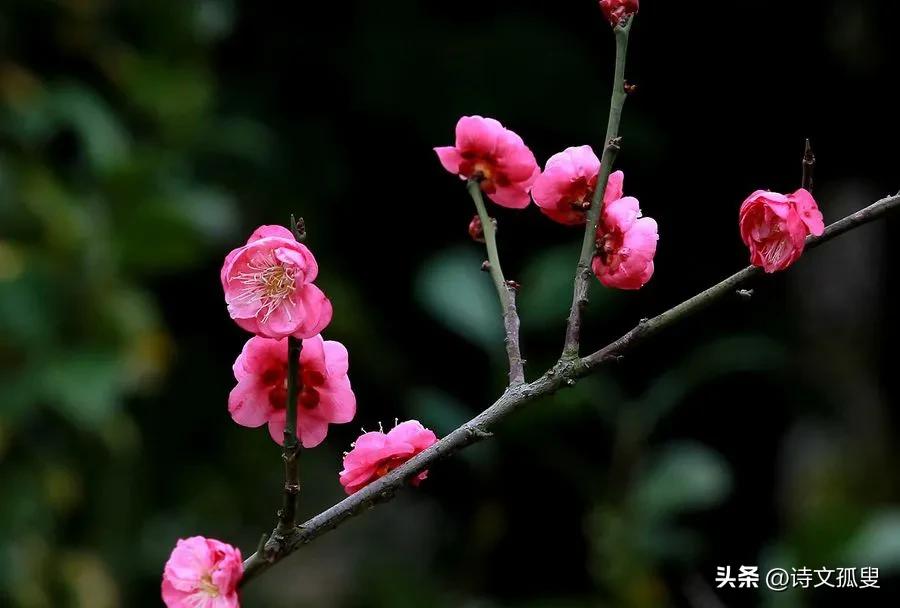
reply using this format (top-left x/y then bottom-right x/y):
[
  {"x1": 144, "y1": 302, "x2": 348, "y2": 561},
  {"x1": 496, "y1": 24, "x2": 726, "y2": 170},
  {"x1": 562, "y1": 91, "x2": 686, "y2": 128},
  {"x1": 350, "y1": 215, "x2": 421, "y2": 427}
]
[
  {"x1": 599, "y1": 0, "x2": 639, "y2": 27},
  {"x1": 468, "y1": 215, "x2": 485, "y2": 243}
]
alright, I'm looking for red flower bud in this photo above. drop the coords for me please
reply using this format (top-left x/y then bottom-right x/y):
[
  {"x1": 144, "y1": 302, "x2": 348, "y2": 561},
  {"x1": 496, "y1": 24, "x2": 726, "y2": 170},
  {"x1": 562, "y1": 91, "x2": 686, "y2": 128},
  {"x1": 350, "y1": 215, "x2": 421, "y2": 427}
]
[
  {"x1": 599, "y1": 0, "x2": 639, "y2": 27},
  {"x1": 468, "y1": 215, "x2": 486, "y2": 243}
]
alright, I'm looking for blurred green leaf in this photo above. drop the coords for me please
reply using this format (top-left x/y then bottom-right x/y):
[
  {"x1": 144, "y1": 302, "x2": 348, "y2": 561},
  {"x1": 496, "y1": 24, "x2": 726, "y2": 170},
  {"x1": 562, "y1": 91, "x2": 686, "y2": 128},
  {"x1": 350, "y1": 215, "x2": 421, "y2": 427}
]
[
  {"x1": 518, "y1": 244, "x2": 579, "y2": 331},
  {"x1": 46, "y1": 82, "x2": 129, "y2": 171},
  {"x1": 407, "y1": 387, "x2": 470, "y2": 436},
  {"x1": 636, "y1": 335, "x2": 786, "y2": 424},
  {"x1": 414, "y1": 246, "x2": 504, "y2": 351},
  {"x1": 192, "y1": 0, "x2": 236, "y2": 42},
  {"x1": 118, "y1": 55, "x2": 213, "y2": 134},
  {"x1": 634, "y1": 442, "x2": 732, "y2": 521},
  {"x1": 844, "y1": 510, "x2": 900, "y2": 572},
  {"x1": 40, "y1": 350, "x2": 124, "y2": 428},
  {"x1": 0, "y1": 270, "x2": 57, "y2": 345},
  {"x1": 115, "y1": 186, "x2": 237, "y2": 272}
]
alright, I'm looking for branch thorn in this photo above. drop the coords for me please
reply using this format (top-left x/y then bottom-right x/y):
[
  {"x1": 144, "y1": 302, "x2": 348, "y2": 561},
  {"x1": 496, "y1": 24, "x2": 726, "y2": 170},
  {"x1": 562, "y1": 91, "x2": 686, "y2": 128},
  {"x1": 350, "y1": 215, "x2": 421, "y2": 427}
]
[{"x1": 802, "y1": 138, "x2": 816, "y2": 193}]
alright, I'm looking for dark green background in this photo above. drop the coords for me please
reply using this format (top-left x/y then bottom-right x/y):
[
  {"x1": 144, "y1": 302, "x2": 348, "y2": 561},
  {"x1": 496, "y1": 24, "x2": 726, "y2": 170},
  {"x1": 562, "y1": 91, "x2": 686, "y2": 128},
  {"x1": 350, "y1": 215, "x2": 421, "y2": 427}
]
[{"x1": 1, "y1": 1, "x2": 899, "y2": 606}]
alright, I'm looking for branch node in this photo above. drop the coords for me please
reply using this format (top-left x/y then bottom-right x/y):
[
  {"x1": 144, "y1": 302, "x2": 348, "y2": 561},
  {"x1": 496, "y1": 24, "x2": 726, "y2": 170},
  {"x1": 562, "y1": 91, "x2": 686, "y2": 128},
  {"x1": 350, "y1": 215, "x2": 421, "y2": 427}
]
[
  {"x1": 290, "y1": 215, "x2": 307, "y2": 242},
  {"x1": 468, "y1": 426, "x2": 493, "y2": 440}
]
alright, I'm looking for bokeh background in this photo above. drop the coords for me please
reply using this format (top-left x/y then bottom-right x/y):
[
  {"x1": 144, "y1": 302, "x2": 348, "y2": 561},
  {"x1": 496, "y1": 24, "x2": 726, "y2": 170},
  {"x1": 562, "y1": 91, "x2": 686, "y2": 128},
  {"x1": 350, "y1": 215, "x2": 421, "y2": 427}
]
[{"x1": 2, "y1": 0, "x2": 900, "y2": 606}]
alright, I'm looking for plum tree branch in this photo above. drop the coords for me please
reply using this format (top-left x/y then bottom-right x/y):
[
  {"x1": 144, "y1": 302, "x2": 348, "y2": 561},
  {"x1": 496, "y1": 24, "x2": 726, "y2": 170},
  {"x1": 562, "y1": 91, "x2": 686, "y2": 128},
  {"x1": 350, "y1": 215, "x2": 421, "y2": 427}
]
[
  {"x1": 563, "y1": 17, "x2": 633, "y2": 360},
  {"x1": 467, "y1": 179, "x2": 525, "y2": 386},
  {"x1": 240, "y1": 191, "x2": 900, "y2": 586}
]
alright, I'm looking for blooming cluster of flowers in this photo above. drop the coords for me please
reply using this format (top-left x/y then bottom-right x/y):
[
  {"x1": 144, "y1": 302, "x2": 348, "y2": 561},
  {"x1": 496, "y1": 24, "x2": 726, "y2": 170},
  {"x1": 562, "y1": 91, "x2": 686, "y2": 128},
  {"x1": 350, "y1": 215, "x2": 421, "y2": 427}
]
[
  {"x1": 435, "y1": 114, "x2": 825, "y2": 284},
  {"x1": 436, "y1": 116, "x2": 660, "y2": 290},
  {"x1": 163, "y1": 2, "x2": 827, "y2": 603},
  {"x1": 162, "y1": 225, "x2": 438, "y2": 606}
]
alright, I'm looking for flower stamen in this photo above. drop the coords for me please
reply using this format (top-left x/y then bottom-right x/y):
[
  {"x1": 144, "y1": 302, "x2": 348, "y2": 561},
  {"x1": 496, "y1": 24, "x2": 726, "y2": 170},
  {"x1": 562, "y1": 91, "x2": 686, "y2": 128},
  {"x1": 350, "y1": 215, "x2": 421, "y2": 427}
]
[{"x1": 233, "y1": 254, "x2": 297, "y2": 322}]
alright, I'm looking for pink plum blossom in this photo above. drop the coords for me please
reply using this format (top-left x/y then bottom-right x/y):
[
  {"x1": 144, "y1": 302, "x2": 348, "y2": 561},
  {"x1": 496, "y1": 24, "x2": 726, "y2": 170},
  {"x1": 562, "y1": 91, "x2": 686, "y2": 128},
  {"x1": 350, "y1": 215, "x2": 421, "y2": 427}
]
[
  {"x1": 339, "y1": 420, "x2": 438, "y2": 495},
  {"x1": 531, "y1": 146, "x2": 625, "y2": 226},
  {"x1": 435, "y1": 115, "x2": 540, "y2": 209},
  {"x1": 221, "y1": 225, "x2": 332, "y2": 339},
  {"x1": 591, "y1": 174, "x2": 658, "y2": 290},
  {"x1": 229, "y1": 334, "x2": 356, "y2": 448},
  {"x1": 739, "y1": 188, "x2": 824, "y2": 273},
  {"x1": 162, "y1": 536, "x2": 242, "y2": 608},
  {"x1": 599, "y1": 0, "x2": 639, "y2": 26}
]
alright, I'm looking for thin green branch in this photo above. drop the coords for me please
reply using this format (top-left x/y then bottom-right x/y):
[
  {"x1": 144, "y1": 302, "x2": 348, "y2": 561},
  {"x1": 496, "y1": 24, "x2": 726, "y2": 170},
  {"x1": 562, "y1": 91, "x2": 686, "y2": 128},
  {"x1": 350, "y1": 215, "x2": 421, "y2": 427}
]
[
  {"x1": 563, "y1": 18, "x2": 633, "y2": 359},
  {"x1": 467, "y1": 179, "x2": 525, "y2": 386}
]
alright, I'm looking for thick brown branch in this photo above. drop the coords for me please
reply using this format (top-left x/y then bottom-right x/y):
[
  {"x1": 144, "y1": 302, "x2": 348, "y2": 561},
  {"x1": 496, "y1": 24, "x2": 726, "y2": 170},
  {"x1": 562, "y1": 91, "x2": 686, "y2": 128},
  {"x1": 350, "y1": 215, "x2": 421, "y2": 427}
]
[{"x1": 240, "y1": 192, "x2": 899, "y2": 586}]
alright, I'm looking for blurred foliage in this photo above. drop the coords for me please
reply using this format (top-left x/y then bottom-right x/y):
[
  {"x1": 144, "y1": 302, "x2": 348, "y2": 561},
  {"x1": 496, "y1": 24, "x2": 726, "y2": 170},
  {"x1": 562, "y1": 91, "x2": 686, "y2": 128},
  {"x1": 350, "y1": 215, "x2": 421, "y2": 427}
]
[
  {"x1": 2, "y1": 1, "x2": 899, "y2": 607},
  {"x1": 0, "y1": 0, "x2": 247, "y2": 603}
]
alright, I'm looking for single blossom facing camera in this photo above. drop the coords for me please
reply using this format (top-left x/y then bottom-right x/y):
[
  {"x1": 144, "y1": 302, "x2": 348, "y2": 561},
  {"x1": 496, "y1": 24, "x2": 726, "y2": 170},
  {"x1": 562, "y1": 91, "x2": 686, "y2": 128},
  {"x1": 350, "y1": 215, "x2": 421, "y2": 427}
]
[
  {"x1": 739, "y1": 188, "x2": 824, "y2": 273},
  {"x1": 435, "y1": 115, "x2": 540, "y2": 209},
  {"x1": 162, "y1": 536, "x2": 242, "y2": 608},
  {"x1": 339, "y1": 420, "x2": 438, "y2": 495},
  {"x1": 221, "y1": 225, "x2": 332, "y2": 339},
  {"x1": 229, "y1": 334, "x2": 356, "y2": 448},
  {"x1": 532, "y1": 146, "x2": 624, "y2": 225},
  {"x1": 599, "y1": 0, "x2": 639, "y2": 26},
  {"x1": 591, "y1": 173, "x2": 658, "y2": 289}
]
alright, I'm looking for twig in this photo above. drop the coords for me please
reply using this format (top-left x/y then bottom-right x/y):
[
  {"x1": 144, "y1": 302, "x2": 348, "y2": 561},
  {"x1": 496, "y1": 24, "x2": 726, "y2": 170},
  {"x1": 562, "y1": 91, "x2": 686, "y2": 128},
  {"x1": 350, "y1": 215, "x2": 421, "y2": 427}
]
[
  {"x1": 563, "y1": 18, "x2": 633, "y2": 359},
  {"x1": 467, "y1": 179, "x2": 525, "y2": 386},
  {"x1": 802, "y1": 138, "x2": 815, "y2": 192},
  {"x1": 277, "y1": 336, "x2": 302, "y2": 533},
  {"x1": 239, "y1": 191, "x2": 900, "y2": 585},
  {"x1": 580, "y1": 193, "x2": 899, "y2": 370}
]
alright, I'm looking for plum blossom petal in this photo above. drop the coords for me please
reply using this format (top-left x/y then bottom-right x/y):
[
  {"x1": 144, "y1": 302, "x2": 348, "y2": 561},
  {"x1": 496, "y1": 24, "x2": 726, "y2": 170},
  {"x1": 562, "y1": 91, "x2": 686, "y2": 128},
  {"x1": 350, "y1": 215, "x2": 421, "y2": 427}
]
[
  {"x1": 790, "y1": 188, "x2": 825, "y2": 236},
  {"x1": 162, "y1": 537, "x2": 242, "y2": 608},
  {"x1": 532, "y1": 147, "x2": 627, "y2": 226},
  {"x1": 339, "y1": 420, "x2": 438, "y2": 495},
  {"x1": 739, "y1": 189, "x2": 824, "y2": 273},
  {"x1": 591, "y1": 171, "x2": 658, "y2": 290},
  {"x1": 228, "y1": 335, "x2": 356, "y2": 448},
  {"x1": 221, "y1": 226, "x2": 330, "y2": 339},
  {"x1": 434, "y1": 115, "x2": 539, "y2": 209}
]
